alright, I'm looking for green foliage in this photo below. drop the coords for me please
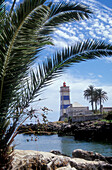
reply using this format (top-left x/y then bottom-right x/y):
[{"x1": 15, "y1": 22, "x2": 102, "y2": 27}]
[
  {"x1": 64, "y1": 118, "x2": 68, "y2": 123},
  {"x1": 94, "y1": 110, "x2": 100, "y2": 114},
  {"x1": 104, "y1": 111, "x2": 112, "y2": 121},
  {"x1": 101, "y1": 119, "x2": 112, "y2": 123},
  {"x1": 84, "y1": 85, "x2": 95, "y2": 111}
]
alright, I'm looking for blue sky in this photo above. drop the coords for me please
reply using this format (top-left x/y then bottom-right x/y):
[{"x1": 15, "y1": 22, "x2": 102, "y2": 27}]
[{"x1": 5, "y1": 0, "x2": 112, "y2": 122}]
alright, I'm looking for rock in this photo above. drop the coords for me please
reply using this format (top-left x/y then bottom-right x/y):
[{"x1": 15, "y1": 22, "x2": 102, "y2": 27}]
[
  {"x1": 72, "y1": 149, "x2": 106, "y2": 162},
  {"x1": 57, "y1": 164, "x2": 77, "y2": 170},
  {"x1": 12, "y1": 149, "x2": 112, "y2": 170},
  {"x1": 50, "y1": 150, "x2": 62, "y2": 155},
  {"x1": 105, "y1": 157, "x2": 112, "y2": 164},
  {"x1": 49, "y1": 156, "x2": 69, "y2": 169},
  {"x1": 69, "y1": 158, "x2": 112, "y2": 170}
]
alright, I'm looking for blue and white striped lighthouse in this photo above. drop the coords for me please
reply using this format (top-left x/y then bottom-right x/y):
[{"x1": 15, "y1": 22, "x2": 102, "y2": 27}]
[{"x1": 60, "y1": 82, "x2": 70, "y2": 118}]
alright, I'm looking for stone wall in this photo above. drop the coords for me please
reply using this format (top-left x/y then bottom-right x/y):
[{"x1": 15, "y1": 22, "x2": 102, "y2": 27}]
[
  {"x1": 59, "y1": 114, "x2": 103, "y2": 122},
  {"x1": 66, "y1": 107, "x2": 90, "y2": 116},
  {"x1": 72, "y1": 114, "x2": 103, "y2": 122}
]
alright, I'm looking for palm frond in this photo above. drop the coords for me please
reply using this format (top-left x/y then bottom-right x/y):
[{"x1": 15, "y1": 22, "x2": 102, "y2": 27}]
[
  {"x1": 0, "y1": 0, "x2": 5, "y2": 13},
  {"x1": 44, "y1": 2, "x2": 92, "y2": 27},
  {"x1": 0, "y1": 113, "x2": 10, "y2": 140},
  {"x1": 39, "y1": 2, "x2": 93, "y2": 35},
  {"x1": 11, "y1": 40, "x2": 112, "y2": 112},
  {"x1": 0, "y1": 0, "x2": 5, "y2": 32},
  {"x1": 0, "y1": 0, "x2": 93, "y2": 113}
]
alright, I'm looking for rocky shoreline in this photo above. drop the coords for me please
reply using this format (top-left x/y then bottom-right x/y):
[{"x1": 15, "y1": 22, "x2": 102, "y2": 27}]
[
  {"x1": 18, "y1": 120, "x2": 112, "y2": 143},
  {"x1": 12, "y1": 149, "x2": 112, "y2": 170},
  {"x1": 58, "y1": 121, "x2": 112, "y2": 143},
  {"x1": 15, "y1": 121, "x2": 112, "y2": 169}
]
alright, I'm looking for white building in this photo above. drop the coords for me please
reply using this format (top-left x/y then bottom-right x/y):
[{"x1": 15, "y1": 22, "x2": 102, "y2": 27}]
[{"x1": 66, "y1": 102, "x2": 90, "y2": 118}]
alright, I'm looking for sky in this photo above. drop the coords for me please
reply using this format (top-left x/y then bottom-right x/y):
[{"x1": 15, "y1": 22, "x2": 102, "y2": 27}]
[{"x1": 5, "y1": 0, "x2": 112, "y2": 122}]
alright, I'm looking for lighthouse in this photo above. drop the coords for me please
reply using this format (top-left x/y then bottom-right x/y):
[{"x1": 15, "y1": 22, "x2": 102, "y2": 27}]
[{"x1": 60, "y1": 82, "x2": 70, "y2": 119}]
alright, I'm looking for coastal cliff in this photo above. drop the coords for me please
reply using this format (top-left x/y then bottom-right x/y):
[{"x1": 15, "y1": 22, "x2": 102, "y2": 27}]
[{"x1": 58, "y1": 121, "x2": 112, "y2": 142}]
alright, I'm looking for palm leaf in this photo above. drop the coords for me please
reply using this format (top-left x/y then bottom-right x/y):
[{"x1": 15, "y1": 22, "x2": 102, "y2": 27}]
[
  {"x1": 11, "y1": 40, "x2": 112, "y2": 112},
  {"x1": 45, "y1": 2, "x2": 92, "y2": 26},
  {"x1": 0, "y1": 0, "x2": 5, "y2": 32},
  {"x1": 0, "y1": 0, "x2": 93, "y2": 113},
  {"x1": 39, "y1": 2, "x2": 93, "y2": 34}
]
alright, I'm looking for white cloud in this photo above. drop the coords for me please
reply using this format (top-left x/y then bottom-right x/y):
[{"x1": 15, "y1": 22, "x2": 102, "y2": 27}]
[
  {"x1": 98, "y1": 75, "x2": 103, "y2": 78},
  {"x1": 53, "y1": 39, "x2": 68, "y2": 48},
  {"x1": 12, "y1": 0, "x2": 20, "y2": 2},
  {"x1": 55, "y1": 30, "x2": 70, "y2": 39},
  {"x1": 6, "y1": 1, "x2": 12, "y2": 7},
  {"x1": 52, "y1": 0, "x2": 112, "y2": 50},
  {"x1": 104, "y1": 57, "x2": 112, "y2": 63},
  {"x1": 88, "y1": 73, "x2": 95, "y2": 78}
]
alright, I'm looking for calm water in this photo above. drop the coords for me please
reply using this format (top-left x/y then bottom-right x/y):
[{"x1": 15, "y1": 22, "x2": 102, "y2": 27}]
[{"x1": 14, "y1": 134, "x2": 112, "y2": 157}]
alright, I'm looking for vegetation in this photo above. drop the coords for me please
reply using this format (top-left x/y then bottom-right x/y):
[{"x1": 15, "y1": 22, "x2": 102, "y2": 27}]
[
  {"x1": 53, "y1": 121, "x2": 64, "y2": 124},
  {"x1": 1, "y1": 0, "x2": 112, "y2": 169},
  {"x1": 104, "y1": 111, "x2": 112, "y2": 121},
  {"x1": 101, "y1": 119, "x2": 112, "y2": 123},
  {"x1": 84, "y1": 85, "x2": 108, "y2": 112},
  {"x1": 64, "y1": 118, "x2": 68, "y2": 123}
]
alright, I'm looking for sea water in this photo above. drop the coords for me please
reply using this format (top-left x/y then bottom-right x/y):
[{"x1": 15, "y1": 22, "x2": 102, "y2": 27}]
[{"x1": 14, "y1": 134, "x2": 112, "y2": 157}]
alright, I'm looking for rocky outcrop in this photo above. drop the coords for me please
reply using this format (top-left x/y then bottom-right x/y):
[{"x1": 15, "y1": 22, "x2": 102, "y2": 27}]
[
  {"x1": 18, "y1": 122, "x2": 61, "y2": 135},
  {"x1": 18, "y1": 121, "x2": 112, "y2": 143},
  {"x1": 58, "y1": 121, "x2": 112, "y2": 143},
  {"x1": 12, "y1": 149, "x2": 112, "y2": 170},
  {"x1": 72, "y1": 149, "x2": 107, "y2": 161}
]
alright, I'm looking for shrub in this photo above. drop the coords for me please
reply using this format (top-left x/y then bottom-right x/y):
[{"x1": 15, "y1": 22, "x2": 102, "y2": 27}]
[
  {"x1": 64, "y1": 118, "x2": 68, "y2": 123},
  {"x1": 104, "y1": 111, "x2": 112, "y2": 121}
]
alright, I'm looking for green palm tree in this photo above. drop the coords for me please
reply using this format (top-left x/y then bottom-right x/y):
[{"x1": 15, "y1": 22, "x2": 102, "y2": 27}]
[
  {"x1": 0, "y1": 0, "x2": 112, "y2": 168},
  {"x1": 96, "y1": 89, "x2": 108, "y2": 113},
  {"x1": 93, "y1": 89, "x2": 99, "y2": 111},
  {"x1": 84, "y1": 85, "x2": 95, "y2": 111}
]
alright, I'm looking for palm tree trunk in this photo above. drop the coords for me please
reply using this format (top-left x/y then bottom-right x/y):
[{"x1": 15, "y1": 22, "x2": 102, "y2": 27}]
[
  {"x1": 91, "y1": 101, "x2": 94, "y2": 111},
  {"x1": 100, "y1": 98, "x2": 102, "y2": 113},
  {"x1": 95, "y1": 101, "x2": 97, "y2": 112}
]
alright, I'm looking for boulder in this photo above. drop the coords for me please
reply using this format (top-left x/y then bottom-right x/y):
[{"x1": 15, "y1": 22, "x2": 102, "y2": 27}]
[{"x1": 72, "y1": 149, "x2": 106, "y2": 161}]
